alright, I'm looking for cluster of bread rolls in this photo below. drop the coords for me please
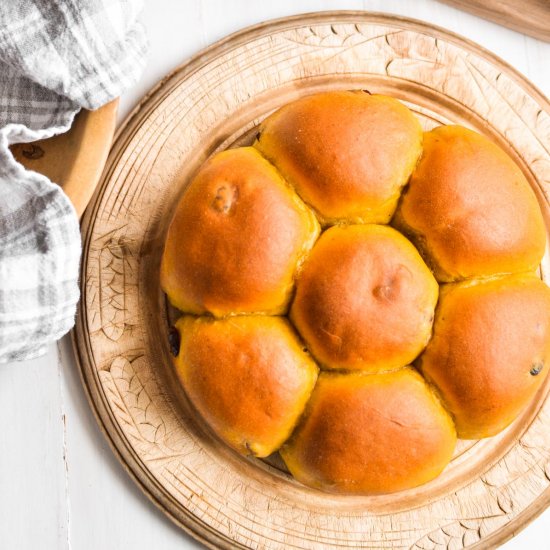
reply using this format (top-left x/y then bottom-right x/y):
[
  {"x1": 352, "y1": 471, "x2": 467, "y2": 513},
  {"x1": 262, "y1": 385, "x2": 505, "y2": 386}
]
[{"x1": 161, "y1": 91, "x2": 550, "y2": 495}]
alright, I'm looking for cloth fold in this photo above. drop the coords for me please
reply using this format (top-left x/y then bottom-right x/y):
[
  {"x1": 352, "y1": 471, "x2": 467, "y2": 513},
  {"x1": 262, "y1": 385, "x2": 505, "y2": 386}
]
[{"x1": 0, "y1": 0, "x2": 148, "y2": 363}]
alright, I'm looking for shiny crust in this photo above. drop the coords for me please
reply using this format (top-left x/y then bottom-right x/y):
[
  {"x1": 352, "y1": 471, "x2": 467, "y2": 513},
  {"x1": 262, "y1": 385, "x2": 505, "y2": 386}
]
[
  {"x1": 418, "y1": 273, "x2": 550, "y2": 439},
  {"x1": 394, "y1": 125, "x2": 546, "y2": 282},
  {"x1": 280, "y1": 369, "x2": 456, "y2": 494},
  {"x1": 162, "y1": 95, "x2": 550, "y2": 495},
  {"x1": 255, "y1": 91, "x2": 423, "y2": 224},
  {"x1": 290, "y1": 224, "x2": 439, "y2": 371},
  {"x1": 174, "y1": 315, "x2": 318, "y2": 458},
  {"x1": 160, "y1": 147, "x2": 320, "y2": 316}
]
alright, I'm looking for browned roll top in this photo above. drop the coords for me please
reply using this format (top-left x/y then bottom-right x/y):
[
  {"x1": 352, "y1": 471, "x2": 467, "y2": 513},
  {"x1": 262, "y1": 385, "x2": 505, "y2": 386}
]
[
  {"x1": 394, "y1": 125, "x2": 546, "y2": 282},
  {"x1": 256, "y1": 91, "x2": 423, "y2": 224}
]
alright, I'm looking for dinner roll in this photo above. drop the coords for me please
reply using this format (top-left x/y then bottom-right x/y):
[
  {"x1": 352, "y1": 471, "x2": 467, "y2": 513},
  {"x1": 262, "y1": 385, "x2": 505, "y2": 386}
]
[
  {"x1": 418, "y1": 273, "x2": 550, "y2": 439},
  {"x1": 160, "y1": 147, "x2": 320, "y2": 317},
  {"x1": 290, "y1": 224, "x2": 438, "y2": 371},
  {"x1": 394, "y1": 125, "x2": 546, "y2": 282},
  {"x1": 173, "y1": 315, "x2": 318, "y2": 457},
  {"x1": 281, "y1": 368, "x2": 456, "y2": 494},
  {"x1": 255, "y1": 91, "x2": 422, "y2": 224}
]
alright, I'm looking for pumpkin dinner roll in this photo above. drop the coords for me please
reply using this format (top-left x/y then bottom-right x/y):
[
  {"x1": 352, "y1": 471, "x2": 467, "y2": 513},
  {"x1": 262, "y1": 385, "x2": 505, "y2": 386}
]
[
  {"x1": 418, "y1": 273, "x2": 550, "y2": 439},
  {"x1": 281, "y1": 369, "x2": 457, "y2": 494},
  {"x1": 255, "y1": 91, "x2": 423, "y2": 224},
  {"x1": 160, "y1": 147, "x2": 320, "y2": 317},
  {"x1": 172, "y1": 315, "x2": 318, "y2": 458},
  {"x1": 394, "y1": 125, "x2": 546, "y2": 282},
  {"x1": 290, "y1": 224, "x2": 438, "y2": 372}
]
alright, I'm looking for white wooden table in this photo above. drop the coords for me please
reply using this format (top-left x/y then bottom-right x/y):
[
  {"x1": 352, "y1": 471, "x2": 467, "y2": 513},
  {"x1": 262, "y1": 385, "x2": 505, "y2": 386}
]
[{"x1": 1, "y1": 1, "x2": 549, "y2": 548}]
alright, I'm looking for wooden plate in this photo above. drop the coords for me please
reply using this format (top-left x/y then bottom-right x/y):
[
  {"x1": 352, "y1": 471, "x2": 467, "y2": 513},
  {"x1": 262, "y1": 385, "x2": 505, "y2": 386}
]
[{"x1": 73, "y1": 12, "x2": 550, "y2": 549}]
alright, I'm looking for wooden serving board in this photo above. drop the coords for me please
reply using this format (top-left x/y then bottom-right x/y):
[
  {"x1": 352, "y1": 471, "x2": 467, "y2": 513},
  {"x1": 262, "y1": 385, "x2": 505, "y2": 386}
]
[
  {"x1": 437, "y1": 0, "x2": 550, "y2": 42},
  {"x1": 73, "y1": 12, "x2": 550, "y2": 549},
  {"x1": 10, "y1": 100, "x2": 118, "y2": 218}
]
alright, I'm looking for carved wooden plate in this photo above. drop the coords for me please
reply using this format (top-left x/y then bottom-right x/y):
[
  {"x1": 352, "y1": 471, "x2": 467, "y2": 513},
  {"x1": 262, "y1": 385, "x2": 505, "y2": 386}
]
[{"x1": 73, "y1": 12, "x2": 550, "y2": 549}]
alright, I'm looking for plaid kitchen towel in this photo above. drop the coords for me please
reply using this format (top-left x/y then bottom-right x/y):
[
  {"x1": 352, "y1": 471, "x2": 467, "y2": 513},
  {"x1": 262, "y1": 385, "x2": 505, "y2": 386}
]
[{"x1": 0, "y1": 0, "x2": 148, "y2": 363}]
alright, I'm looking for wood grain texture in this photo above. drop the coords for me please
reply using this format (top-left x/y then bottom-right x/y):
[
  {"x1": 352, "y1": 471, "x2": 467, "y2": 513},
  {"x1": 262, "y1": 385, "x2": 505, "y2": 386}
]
[
  {"x1": 438, "y1": 0, "x2": 550, "y2": 42},
  {"x1": 10, "y1": 100, "x2": 118, "y2": 218},
  {"x1": 0, "y1": 347, "x2": 69, "y2": 549},
  {"x1": 73, "y1": 11, "x2": 550, "y2": 550}
]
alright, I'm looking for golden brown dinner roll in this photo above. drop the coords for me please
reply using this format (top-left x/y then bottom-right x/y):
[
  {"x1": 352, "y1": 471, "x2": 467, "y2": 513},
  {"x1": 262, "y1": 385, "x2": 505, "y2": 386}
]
[
  {"x1": 255, "y1": 91, "x2": 422, "y2": 224},
  {"x1": 290, "y1": 224, "x2": 438, "y2": 371},
  {"x1": 160, "y1": 147, "x2": 320, "y2": 316},
  {"x1": 173, "y1": 315, "x2": 318, "y2": 457},
  {"x1": 281, "y1": 368, "x2": 456, "y2": 494},
  {"x1": 418, "y1": 273, "x2": 550, "y2": 439},
  {"x1": 394, "y1": 125, "x2": 546, "y2": 282}
]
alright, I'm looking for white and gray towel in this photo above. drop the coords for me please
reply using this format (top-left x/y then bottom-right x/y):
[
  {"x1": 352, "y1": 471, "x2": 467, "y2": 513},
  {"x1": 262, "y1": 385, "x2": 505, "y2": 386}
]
[{"x1": 0, "y1": 0, "x2": 148, "y2": 362}]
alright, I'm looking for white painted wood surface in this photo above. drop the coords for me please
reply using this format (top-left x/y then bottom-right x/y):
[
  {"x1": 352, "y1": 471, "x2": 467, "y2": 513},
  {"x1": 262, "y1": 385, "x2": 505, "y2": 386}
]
[{"x1": 1, "y1": 1, "x2": 549, "y2": 548}]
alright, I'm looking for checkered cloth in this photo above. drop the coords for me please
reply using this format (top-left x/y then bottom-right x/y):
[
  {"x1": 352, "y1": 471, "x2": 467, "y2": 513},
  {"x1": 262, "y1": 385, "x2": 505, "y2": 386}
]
[{"x1": 0, "y1": 0, "x2": 148, "y2": 363}]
